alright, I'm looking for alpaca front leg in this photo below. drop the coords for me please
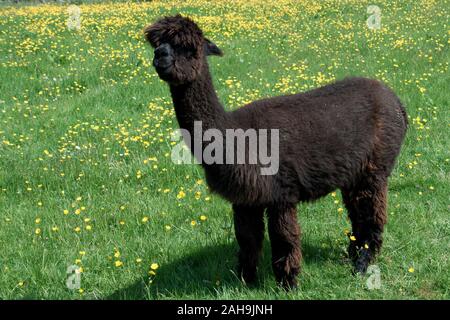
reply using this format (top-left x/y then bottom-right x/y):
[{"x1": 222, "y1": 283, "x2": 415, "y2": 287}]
[
  {"x1": 267, "y1": 204, "x2": 301, "y2": 289},
  {"x1": 233, "y1": 204, "x2": 265, "y2": 284}
]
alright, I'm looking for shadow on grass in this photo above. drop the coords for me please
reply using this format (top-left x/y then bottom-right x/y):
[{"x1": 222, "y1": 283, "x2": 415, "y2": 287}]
[{"x1": 106, "y1": 238, "x2": 344, "y2": 299}]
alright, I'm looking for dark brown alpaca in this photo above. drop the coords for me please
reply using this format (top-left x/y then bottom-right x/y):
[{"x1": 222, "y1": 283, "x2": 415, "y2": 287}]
[{"x1": 144, "y1": 15, "x2": 407, "y2": 289}]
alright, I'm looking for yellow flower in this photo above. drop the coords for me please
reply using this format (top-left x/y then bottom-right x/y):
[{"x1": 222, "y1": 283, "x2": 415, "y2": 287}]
[
  {"x1": 200, "y1": 215, "x2": 207, "y2": 221},
  {"x1": 85, "y1": 225, "x2": 92, "y2": 231},
  {"x1": 115, "y1": 260, "x2": 123, "y2": 267},
  {"x1": 75, "y1": 208, "x2": 81, "y2": 215},
  {"x1": 136, "y1": 258, "x2": 142, "y2": 263},
  {"x1": 165, "y1": 225, "x2": 171, "y2": 231},
  {"x1": 74, "y1": 227, "x2": 81, "y2": 232},
  {"x1": 177, "y1": 190, "x2": 186, "y2": 199},
  {"x1": 349, "y1": 235, "x2": 356, "y2": 241},
  {"x1": 149, "y1": 270, "x2": 156, "y2": 276},
  {"x1": 191, "y1": 220, "x2": 197, "y2": 226},
  {"x1": 78, "y1": 288, "x2": 84, "y2": 294},
  {"x1": 150, "y1": 263, "x2": 159, "y2": 270},
  {"x1": 142, "y1": 216, "x2": 149, "y2": 223},
  {"x1": 364, "y1": 244, "x2": 369, "y2": 249},
  {"x1": 63, "y1": 209, "x2": 69, "y2": 215},
  {"x1": 79, "y1": 251, "x2": 86, "y2": 256},
  {"x1": 76, "y1": 197, "x2": 82, "y2": 201},
  {"x1": 35, "y1": 218, "x2": 41, "y2": 224},
  {"x1": 114, "y1": 251, "x2": 120, "y2": 258},
  {"x1": 119, "y1": 220, "x2": 125, "y2": 225},
  {"x1": 120, "y1": 205, "x2": 125, "y2": 211},
  {"x1": 51, "y1": 226, "x2": 59, "y2": 232},
  {"x1": 337, "y1": 208, "x2": 344, "y2": 213},
  {"x1": 35, "y1": 228, "x2": 41, "y2": 235},
  {"x1": 408, "y1": 267, "x2": 415, "y2": 273}
]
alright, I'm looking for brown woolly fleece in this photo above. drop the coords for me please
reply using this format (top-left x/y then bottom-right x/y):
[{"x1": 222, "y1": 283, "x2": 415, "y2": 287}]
[{"x1": 144, "y1": 14, "x2": 408, "y2": 289}]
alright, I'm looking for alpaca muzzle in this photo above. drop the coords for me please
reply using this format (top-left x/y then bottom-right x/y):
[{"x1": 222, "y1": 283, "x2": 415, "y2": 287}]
[{"x1": 153, "y1": 43, "x2": 174, "y2": 70}]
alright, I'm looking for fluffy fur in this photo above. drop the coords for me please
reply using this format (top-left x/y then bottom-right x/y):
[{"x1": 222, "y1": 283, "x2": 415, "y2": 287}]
[{"x1": 144, "y1": 15, "x2": 408, "y2": 289}]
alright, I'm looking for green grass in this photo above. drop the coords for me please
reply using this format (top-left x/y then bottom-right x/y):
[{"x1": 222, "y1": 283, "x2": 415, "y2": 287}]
[{"x1": 0, "y1": 0, "x2": 448, "y2": 299}]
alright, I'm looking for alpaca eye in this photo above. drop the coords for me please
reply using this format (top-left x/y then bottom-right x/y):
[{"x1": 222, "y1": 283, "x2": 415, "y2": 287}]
[{"x1": 185, "y1": 49, "x2": 196, "y2": 58}]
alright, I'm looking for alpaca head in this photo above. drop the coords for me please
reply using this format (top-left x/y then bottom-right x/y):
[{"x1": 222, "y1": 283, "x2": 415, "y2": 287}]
[{"x1": 144, "y1": 14, "x2": 223, "y2": 85}]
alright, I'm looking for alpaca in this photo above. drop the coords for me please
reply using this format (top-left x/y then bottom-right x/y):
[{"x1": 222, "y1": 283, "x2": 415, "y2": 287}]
[{"x1": 144, "y1": 15, "x2": 408, "y2": 289}]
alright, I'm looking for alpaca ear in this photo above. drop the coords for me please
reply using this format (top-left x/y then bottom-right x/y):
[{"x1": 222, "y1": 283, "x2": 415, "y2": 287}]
[{"x1": 204, "y1": 38, "x2": 223, "y2": 56}]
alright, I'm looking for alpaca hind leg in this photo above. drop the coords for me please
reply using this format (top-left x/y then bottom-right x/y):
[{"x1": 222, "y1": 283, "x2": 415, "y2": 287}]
[
  {"x1": 267, "y1": 204, "x2": 301, "y2": 289},
  {"x1": 233, "y1": 204, "x2": 265, "y2": 284},
  {"x1": 342, "y1": 175, "x2": 388, "y2": 274}
]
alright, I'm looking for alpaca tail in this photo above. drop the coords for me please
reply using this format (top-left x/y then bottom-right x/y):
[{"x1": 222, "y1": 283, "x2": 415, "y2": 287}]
[{"x1": 397, "y1": 99, "x2": 408, "y2": 131}]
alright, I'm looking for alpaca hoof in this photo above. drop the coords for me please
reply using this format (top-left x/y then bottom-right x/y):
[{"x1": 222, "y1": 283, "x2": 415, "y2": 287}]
[
  {"x1": 237, "y1": 265, "x2": 258, "y2": 285},
  {"x1": 280, "y1": 276, "x2": 298, "y2": 291},
  {"x1": 352, "y1": 250, "x2": 372, "y2": 275}
]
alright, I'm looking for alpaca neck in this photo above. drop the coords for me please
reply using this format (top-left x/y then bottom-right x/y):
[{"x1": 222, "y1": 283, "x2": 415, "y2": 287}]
[{"x1": 169, "y1": 64, "x2": 228, "y2": 133}]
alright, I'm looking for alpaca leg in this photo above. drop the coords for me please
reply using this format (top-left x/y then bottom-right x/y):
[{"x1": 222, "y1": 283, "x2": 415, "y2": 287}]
[
  {"x1": 342, "y1": 175, "x2": 388, "y2": 274},
  {"x1": 233, "y1": 204, "x2": 265, "y2": 284},
  {"x1": 267, "y1": 204, "x2": 301, "y2": 289}
]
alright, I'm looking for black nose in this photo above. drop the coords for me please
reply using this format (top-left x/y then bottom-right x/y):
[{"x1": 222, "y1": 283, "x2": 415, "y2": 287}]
[{"x1": 154, "y1": 43, "x2": 172, "y2": 59}]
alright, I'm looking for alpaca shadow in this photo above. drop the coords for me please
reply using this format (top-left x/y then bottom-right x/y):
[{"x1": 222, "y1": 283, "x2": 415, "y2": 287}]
[{"x1": 106, "y1": 239, "x2": 343, "y2": 299}]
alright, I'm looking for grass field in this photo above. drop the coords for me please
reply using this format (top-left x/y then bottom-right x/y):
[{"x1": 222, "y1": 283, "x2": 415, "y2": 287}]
[{"x1": 0, "y1": 0, "x2": 449, "y2": 299}]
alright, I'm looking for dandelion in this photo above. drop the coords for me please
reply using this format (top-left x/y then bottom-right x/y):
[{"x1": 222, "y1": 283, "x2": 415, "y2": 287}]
[
  {"x1": 165, "y1": 225, "x2": 171, "y2": 231},
  {"x1": 85, "y1": 225, "x2": 92, "y2": 231},
  {"x1": 35, "y1": 218, "x2": 41, "y2": 224},
  {"x1": 136, "y1": 258, "x2": 142, "y2": 263},
  {"x1": 63, "y1": 209, "x2": 69, "y2": 215},
  {"x1": 200, "y1": 215, "x2": 207, "y2": 221},
  {"x1": 191, "y1": 220, "x2": 197, "y2": 226},
  {"x1": 150, "y1": 263, "x2": 159, "y2": 270},
  {"x1": 408, "y1": 267, "x2": 415, "y2": 273},
  {"x1": 115, "y1": 260, "x2": 123, "y2": 267},
  {"x1": 35, "y1": 228, "x2": 41, "y2": 235},
  {"x1": 177, "y1": 190, "x2": 186, "y2": 199},
  {"x1": 74, "y1": 227, "x2": 81, "y2": 232},
  {"x1": 142, "y1": 216, "x2": 149, "y2": 223},
  {"x1": 51, "y1": 226, "x2": 59, "y2": 232},
  {"x1": 337, "y1": 208, "x2": 344, "y2": 213},
  {"x1": 349, "y1": 235, "x2": 356, "y2": 241}
]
